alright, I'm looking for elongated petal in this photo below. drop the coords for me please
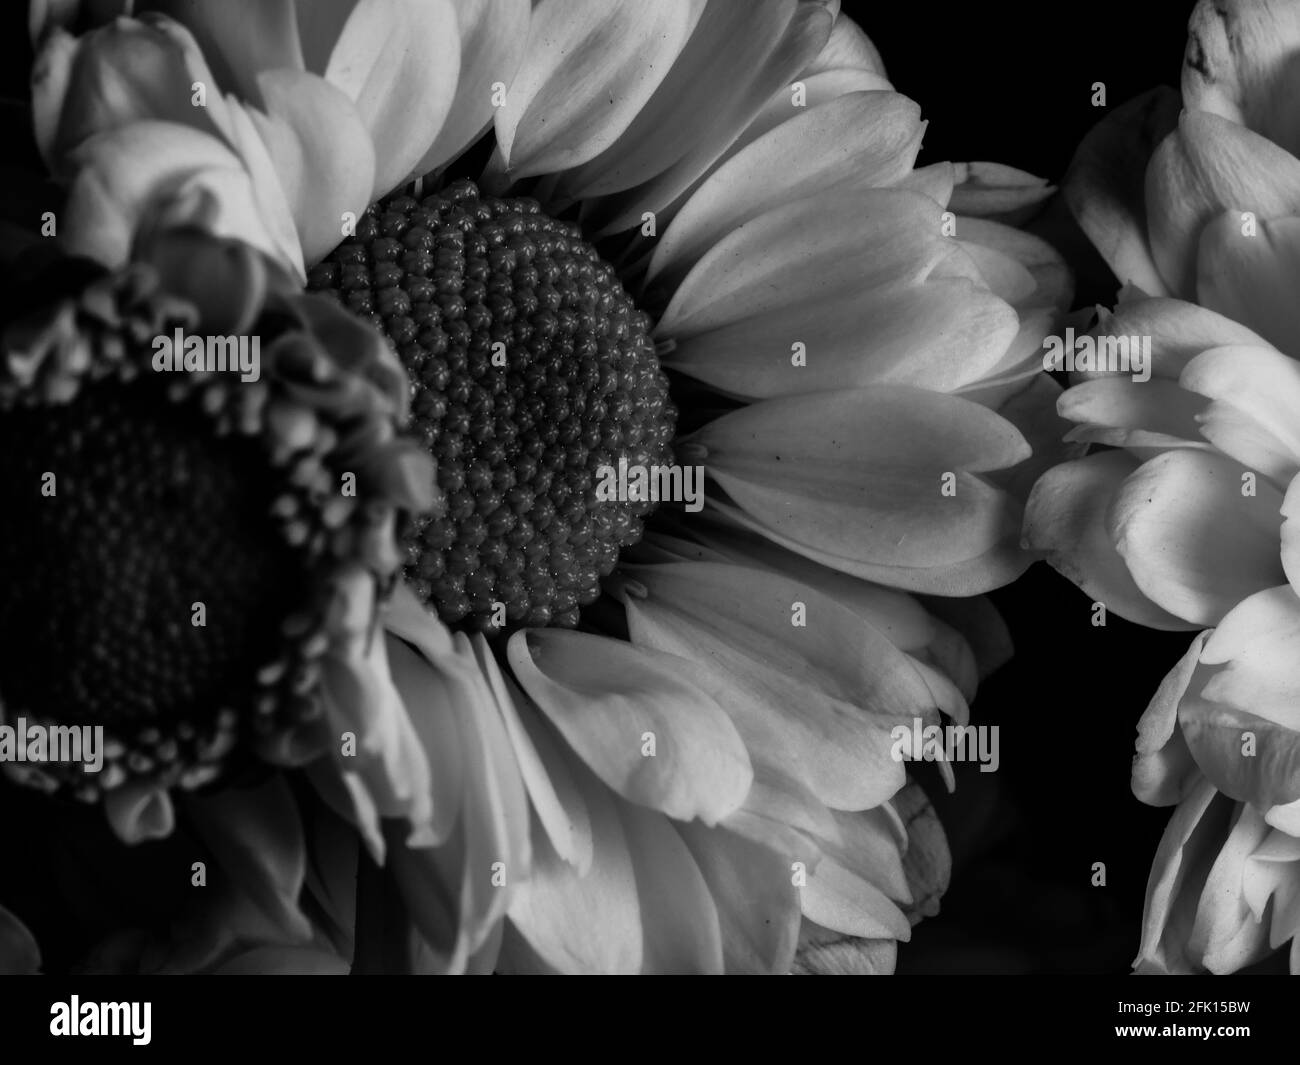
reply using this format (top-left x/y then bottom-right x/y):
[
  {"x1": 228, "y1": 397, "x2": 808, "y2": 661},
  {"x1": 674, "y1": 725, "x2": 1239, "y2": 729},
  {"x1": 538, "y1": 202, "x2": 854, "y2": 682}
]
[
  {"x1": 618, "y1": 561, "x2": 927, "y2": 810},
  {"x1": 506, "y1": 765, "x2": 642, "y2": 973},
  {"x1": 247, "y1": 68, "x2": 375, "y2": 264},
  {"x1": 677, "y1": 822, "x2": 801, "y2": 974},
  {"x1": 409, "y1": 0, "x2": 530, "y2": 177},
  {"x1": 1073, "y1": 297, "x2": 1271, "y2": 385},
  {"x1": 494, "y1": 0, "x2": 701, "y2": 180},
  {"x1": 320, "y1": 0, "x2": 459, "y2": 199},
  {"x1": 1024, "y1": 451, "x2": 1198, "y2": 629},
  {"x1": 1135, "y1": 780, "x2": 1230, "y2": 972},
  {"x1": 657, "y1": 190, "x2": 943, "y2": 336},
  {"x1": 1190, "y1": 800, "x2": 1274, "y2": 973},
  {"x1": 948, "y1": 161, "x2": 1054, "y2": 225},
  {"x1": 800, "y1": 855, "x2": 911, "y2": 939},
  {"x1": 507, "y1": 629, "x2": 752, "y2": 824},
  {"x1": 617, "y1": 801, "x2": 723, "y2": 973},
  {"x1": 1063, "y1": 87, "x2": 1180, "y2": 295},
  {"x1": 1108, "y1": 449, "x2": 1285, "y2": 625},
  {"x1": 1146, "y1": 110, "x2": 1300, "y2": 297},
  {"x1": 1181, "y1": 343, "x2": 1300, "y2": 483},
  {"x1": 558, "y1": 0, "x2": 832, "y2": 221},
  {"x1": 648, "y1": 91, "x2": 923, "y2": 284},
  {"x1": 1133, "y1": 631, "x2": 1211, "y2": 806},
  {"x1": 1183, "y1": 0, "x2": 1300, "y2": 156},
  {"x1": 1196, "y1": 211, "x2": 1300, "y2": 358},
  {"x1": 695, "y1": 388, "x2": 1029, "y2": 586}
]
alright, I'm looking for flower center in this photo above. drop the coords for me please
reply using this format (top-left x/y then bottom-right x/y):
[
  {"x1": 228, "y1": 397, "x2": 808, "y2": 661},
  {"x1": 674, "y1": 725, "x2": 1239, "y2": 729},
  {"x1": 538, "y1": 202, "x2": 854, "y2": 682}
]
[
  {"x1": 0, "y1": 380, "x2": 306, "y2": 753},
  {"x1": 308, "y1": 179, "x2": 675, "y2": 632}
]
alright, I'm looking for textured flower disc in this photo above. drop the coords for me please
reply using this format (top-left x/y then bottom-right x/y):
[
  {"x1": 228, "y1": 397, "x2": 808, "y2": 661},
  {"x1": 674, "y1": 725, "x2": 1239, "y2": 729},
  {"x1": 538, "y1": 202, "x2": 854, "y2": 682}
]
[
  {"x1": 0, "y1": 251, "x2": 430, "y2": 802},
  {"x1": 308, "y1": 179, "x2": 676, "y2": 632},
  {"x1": 0, "y1": 380, "x2": 305, "y2": 741}
]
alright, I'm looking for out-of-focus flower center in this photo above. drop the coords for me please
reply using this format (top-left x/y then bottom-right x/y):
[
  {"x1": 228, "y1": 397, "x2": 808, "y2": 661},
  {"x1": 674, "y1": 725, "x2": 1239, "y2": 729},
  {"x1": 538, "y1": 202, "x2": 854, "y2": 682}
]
[
  {"x1": 309, "y1": 179, "x2": 675, "y2": 633},
  {"x1": 0, "y1": 379, "x2": 306, "y2": 778}
]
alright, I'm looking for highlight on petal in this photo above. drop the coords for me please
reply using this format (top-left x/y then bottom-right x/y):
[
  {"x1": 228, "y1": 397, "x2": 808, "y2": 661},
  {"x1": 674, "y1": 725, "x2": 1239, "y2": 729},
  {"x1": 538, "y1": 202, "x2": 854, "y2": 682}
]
[
  {"x1": 103, "y1": 780, "x2": 175, "y2": 844},
  {"x1": 0, "y1": 905, "x2": 40, "y2": 975},
  {"x1": 246, "y1": 68, "x2": 376, "y2": 264},
  {"x1": 648, "y1": 91, "x2": 924, "y2": 285},
  {"x1": 1180, "y1": 342, "x2": 1300, "y2": 483},
  {"x1": 505, "y1": 764, "x2": 642, "y2": 974},
  {"x1": 1107, "y1": 448, "x2": 1285, "y2": 626},
  {"x1": 1145, "y1": 110, "x2": 1300, "y2": 298},
  {"x1": 949, "y1": 161, "x2": 1055, "y2": 225},
  {"x1": 1195, "y1": 212, "x2": 1300, "y2": 358},
  {"x1": 1133, "y1": 632, "x2": 1211, "y2": 806},
  {"x1": 555, "y1": 0, "x2": 832, "y2": 219},
  {"x1": 408, "y1": 0, "x2": 531, "y2": 178},
  {"x1": 318, "y1": 0, "x2": 460, "y2": 199},
  {"x1": 494, "y1": 0, "x2": 702, "y2": 180},
  {"x1": 1023, "y1": 450, "x2": 1195, "y2": 630},
  {"x1": 692, "y1": 387, "x2": 1031, "y2": 594},
  {"x1": 506, "y1": 628, "x2": 753, "y2": 824}
]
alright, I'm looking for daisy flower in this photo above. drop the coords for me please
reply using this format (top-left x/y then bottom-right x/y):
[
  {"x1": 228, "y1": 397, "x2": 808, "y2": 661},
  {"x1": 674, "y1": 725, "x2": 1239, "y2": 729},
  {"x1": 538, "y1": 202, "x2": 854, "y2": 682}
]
[
  {"x1": 34, "y1": 0, "x2": 1072, "y2": 972},
  {"x1": 1022, "y1": 0, "x2": 1300, "y2": 973},
  {"x1": 0, "y1": 222, "x2": 435, "y2": 971}
]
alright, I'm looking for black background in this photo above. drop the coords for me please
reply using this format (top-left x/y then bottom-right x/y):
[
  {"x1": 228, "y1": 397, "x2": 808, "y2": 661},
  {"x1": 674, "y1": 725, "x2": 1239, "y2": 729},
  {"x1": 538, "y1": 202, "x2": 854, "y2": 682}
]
[{"x1": 2, "y1": 0, "x2": 1245, "y2": 974}]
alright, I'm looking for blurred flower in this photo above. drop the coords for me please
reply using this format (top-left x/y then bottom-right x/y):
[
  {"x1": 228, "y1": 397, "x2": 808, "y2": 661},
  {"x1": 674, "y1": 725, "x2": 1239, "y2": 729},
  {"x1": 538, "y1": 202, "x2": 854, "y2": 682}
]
[
  {"x1": 39, "y1": 0, "x2": 1074, "y2": 972},
  {"x1": 0, "y1": 225, "x2": 435, "y2": 969},
  {"x1": 1023, "y1": 0, "x2": 1300, "y2": 972}
]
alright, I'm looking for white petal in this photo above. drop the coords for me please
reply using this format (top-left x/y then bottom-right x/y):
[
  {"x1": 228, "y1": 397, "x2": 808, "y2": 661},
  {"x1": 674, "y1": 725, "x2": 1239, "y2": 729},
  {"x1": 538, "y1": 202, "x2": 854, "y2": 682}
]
[
  {"x1": 494, "y1": 0, "x2": 702, "y2": 179},
  {"x1": 1024, "y1": 450, "x2": 1197, "y2": 629},
  {"x1": 507, "y1": 629, "x2": 752, "y2": 824},
  {"x1": 321, "y1": 0, "x2": 460, "y2": 198},
  {"x1": 1196, "y1": 212, "x2": 1300, "y2": 358},
  {"x1": 1110, "y1": 449, "x2": 1285, "y2": 625}
]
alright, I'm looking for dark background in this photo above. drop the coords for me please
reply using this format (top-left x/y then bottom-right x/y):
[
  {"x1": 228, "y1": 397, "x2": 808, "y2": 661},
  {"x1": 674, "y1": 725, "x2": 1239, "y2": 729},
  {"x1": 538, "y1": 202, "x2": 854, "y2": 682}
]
[
  {"x1": 849, "y1": 0, "x2": 1205, "y2": 972},
  {"x1": 1, "y1": 1, "x2": 1232, "y2": 974}
]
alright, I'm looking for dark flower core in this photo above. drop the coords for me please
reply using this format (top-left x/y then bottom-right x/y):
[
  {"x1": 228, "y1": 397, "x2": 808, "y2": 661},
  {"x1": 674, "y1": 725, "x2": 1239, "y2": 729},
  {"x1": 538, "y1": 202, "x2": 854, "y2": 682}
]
[
  {"x1": 308, "y1": 179, "x2": 675, "y2": 632},
  {"x1": 0, "y1": 380, "x2": 304, "y2": 777}
]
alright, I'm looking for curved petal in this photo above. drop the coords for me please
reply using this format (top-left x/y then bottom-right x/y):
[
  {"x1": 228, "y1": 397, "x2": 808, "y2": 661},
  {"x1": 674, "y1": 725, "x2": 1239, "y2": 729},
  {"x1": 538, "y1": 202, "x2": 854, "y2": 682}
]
[
  {"x1": 505, "y1": 763, "x2": 642, "y2": 974},
  {"x1": 1183, "y1": 0, "x2": 1300, "y2": 157},
  {"x1": 494, "y1": 0, "x2": 702, "y2": 180},
  {"x1": 948, "y1": 161, "x2": 1054, "y2": 225},
  {"x1": 319, "y1": 0, "x2": 460, "y2": 199},
  {"x1": 1023, "y1": 450, "x2": 1196, "y2": 630},
  {"x1": 1108, "y1": 448, "x2": 1285, "y2": 625},
  {"x1": 507, "y1": 628, "x2": 753, "y2": 825},
  {"x1": 408, "y1": 0, "x2": 530, "y2": 177},
  {"x1": 1195, "y1": 211, "x2": 1300, "y2": 358},
  {"x1": 694, "y1": 387, "x2": 1030, "y2": 583},
  {"x1": 246, "y1": 68, "x2": 376, "y2": 263},
  {"x1": 1181, "y1": 342, "x2": 1300, "y2": 483},
  {"x1": 555, "y1": 0, "x2": 832, "y2": 211},
  {"x1": 676, "y1": 822, "x2": 800, "y2": 974},
  {"x1": 1146, "y1": 110, "x2": 1300, "y2": 297},
  {"x1": 1133, "y1": 631, "x2": 1212, "y2": 806},
  {"x1": 1062, "y1": 87, "x2": 1180, "y2": 296},
  {"x1": 648, "y1": 91, "x2": 924, "y2": 284},
  {"x1": 0, "y1": 906, "x2": 40, "y2": 975}
]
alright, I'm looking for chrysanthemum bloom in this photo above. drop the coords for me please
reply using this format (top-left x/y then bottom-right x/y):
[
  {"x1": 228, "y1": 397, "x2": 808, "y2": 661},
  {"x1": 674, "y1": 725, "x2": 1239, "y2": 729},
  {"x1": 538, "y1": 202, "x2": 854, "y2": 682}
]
[
  {"x1": 0, "y1": 225, "x2": 434, "y2": 971},
  {"x1": 37, "y1": 0, "x2": 1073, "y2": 972},
  {"x1": 1022, "y1": 0, "x2": 1300, "y2": 973}
]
